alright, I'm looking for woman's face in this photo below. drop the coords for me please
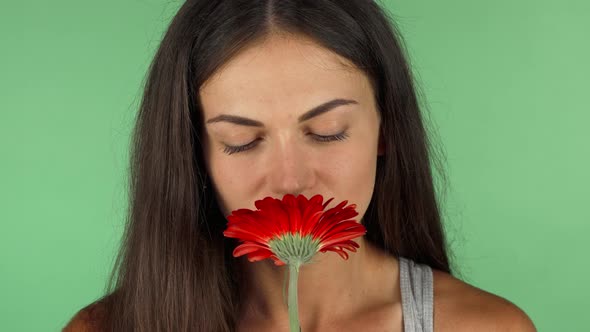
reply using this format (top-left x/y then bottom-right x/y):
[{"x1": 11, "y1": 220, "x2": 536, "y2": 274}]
[{"x1": 199, "y1": 34, "x2": 383, "y2": 222}]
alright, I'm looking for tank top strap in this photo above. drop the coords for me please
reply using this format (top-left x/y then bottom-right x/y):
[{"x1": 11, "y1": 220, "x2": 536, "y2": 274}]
[{"x1": 399, "y1": 256, "x2": 434, "y2": 332}]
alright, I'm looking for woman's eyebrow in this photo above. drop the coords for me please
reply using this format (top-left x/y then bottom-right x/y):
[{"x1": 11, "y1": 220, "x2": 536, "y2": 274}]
[{"x1": 205, "y1": 98, "x2": 358, "y2": 127}]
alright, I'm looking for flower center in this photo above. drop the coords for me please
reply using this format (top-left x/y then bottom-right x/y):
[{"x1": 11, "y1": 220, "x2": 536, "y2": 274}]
[{"x1": 268, "y1": 233, "x2": 321, "y2": 266}]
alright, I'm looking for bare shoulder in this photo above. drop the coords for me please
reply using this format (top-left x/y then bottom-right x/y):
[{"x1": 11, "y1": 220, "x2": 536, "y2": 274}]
[
  {"x1": 62, "y1": 300, "x2": 107, "y2": 332},
  {"x1": 432, "y1": 268, "x2": 537, "y2": 332}
]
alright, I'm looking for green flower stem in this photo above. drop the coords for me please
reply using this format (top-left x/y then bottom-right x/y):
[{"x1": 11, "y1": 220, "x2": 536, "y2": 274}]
[{"x1": 288, "y1": 263, "x2": 301, "y2": 332}]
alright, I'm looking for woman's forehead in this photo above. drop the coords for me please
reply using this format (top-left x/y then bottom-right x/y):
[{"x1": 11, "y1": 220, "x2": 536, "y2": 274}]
[{"x1": 199, "y1": 35, "x2": 373, "y2": 120}]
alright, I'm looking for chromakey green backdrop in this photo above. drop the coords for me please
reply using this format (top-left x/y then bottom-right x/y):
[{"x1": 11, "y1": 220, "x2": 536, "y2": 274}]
[{"x1": 1, "y1": 0, "x2": 588, "y2": 330}]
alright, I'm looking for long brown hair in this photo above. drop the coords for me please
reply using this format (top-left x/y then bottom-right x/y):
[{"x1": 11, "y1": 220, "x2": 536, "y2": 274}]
[{"x1": 92, "y1": 0, "x2": 454, "y2": 330}]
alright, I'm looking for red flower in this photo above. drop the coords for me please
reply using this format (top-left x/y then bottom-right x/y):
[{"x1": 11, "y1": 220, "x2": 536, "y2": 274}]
[{"x1": 223, "y1": 194, "x2": 366, "y2": 266}]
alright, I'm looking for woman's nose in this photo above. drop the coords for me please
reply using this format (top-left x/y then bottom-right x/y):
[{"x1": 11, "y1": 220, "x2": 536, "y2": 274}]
[{"x1": 267, "y1": 138, "x2": 314, "y2": 197}]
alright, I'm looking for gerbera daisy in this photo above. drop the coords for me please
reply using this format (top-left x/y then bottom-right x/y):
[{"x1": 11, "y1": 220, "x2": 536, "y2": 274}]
[
  {"x1": 223, "y1": 193, "x2": 366, "y2": 332},
  {"x1": 223, "y1": 193, "x2": 366, "y2": 266}
]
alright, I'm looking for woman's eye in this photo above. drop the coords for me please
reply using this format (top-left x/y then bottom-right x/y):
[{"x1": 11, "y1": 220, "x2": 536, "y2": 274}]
[
  {"x1": 222, "y1": 131, "x2": 349, "y2": 155},
  {"x1": 222, "y1": 138, "x2": 260, "y2": 155},
  {"x1": 310, "y1": 131, "x2": 349, "y2": 143}
]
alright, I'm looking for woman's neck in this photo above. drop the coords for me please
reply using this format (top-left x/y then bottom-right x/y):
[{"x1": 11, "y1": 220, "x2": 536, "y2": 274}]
[{"x1": 237, "y1": 237, "x2": 400, "y2": 329}]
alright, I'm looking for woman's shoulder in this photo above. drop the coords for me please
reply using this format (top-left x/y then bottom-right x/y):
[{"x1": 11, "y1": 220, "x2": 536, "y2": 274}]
[
  {"x1": 431, "y1": 268, "x2": 537, "y2": 331},
  {"x1": 62, "y1": 299, "x2": 108, "y2": 332}
]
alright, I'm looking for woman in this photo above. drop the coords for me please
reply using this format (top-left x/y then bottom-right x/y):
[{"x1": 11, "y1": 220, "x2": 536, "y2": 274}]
[{"x1": 64, "y1": 0, "x2": 536, "y2": 331}]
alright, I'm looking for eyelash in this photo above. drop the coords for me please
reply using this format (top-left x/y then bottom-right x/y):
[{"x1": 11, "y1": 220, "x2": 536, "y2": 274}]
[{"x1": 222, "y1": 131, "x2": 349, "y2": 155}]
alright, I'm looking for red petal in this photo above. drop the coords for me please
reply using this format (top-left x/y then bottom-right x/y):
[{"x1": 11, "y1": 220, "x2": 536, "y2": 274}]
[
  {"x1": 331, "y1": 240, "x2": 360, "y2": 254},
  {"x1": 225, "y1": 204, "x2": 287, "y2": 241},
  {"x1": 307, "y1": 194, "x2": 324, "y2": 207},
  {"x1": 311, "y1": 209, "x2": 360, "y2": 240},
  {"x1": 299, "y1": 197, "x2": 324, "y2": 236},
  {"x1": 271, "y1": 256, "x2": 287, "y2": 266},
  {"x1": 256, "y1": 197, "x2": 292, "y2": 235},
  {"x1": 233, "y1": 242, "x2": 271, "y2": 257},
  {"x1": 322, "y1": 202, "x2": 357, "y2": 222},
  {"x1": 223, "y1": 225, "x2": 270, "y2": 244},
  {"x1": 314, "y1": 220, "x2": 365, "y2": 242},
  {"x1": 318, "y1": 230, "x2": 366, "y2": 250},
  {"x1": 320, "y1": 246, "x2": 349, "y2": 260},
  {"x1": 300, "y1": 211, "x2": 323, "y2": 237},
  {"x1": 282, "y1": 195, "x2": 300, "y2": 233},
  {"x1": 321, "y1": 206, "x2": 359, "y2": 225},
  {"x1": 246, "y1": 249, "x2": 275, "y2": 262}
]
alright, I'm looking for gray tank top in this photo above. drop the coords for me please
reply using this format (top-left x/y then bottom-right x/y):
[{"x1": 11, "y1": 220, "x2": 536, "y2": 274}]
[{"x1": 399, "y1": 256, "x2": 434, "y2": 332}]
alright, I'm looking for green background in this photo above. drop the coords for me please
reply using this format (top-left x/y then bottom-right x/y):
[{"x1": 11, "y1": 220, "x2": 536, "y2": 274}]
[{"x1": 1, "y1": 0, "x2": 588, "y2": 330}]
